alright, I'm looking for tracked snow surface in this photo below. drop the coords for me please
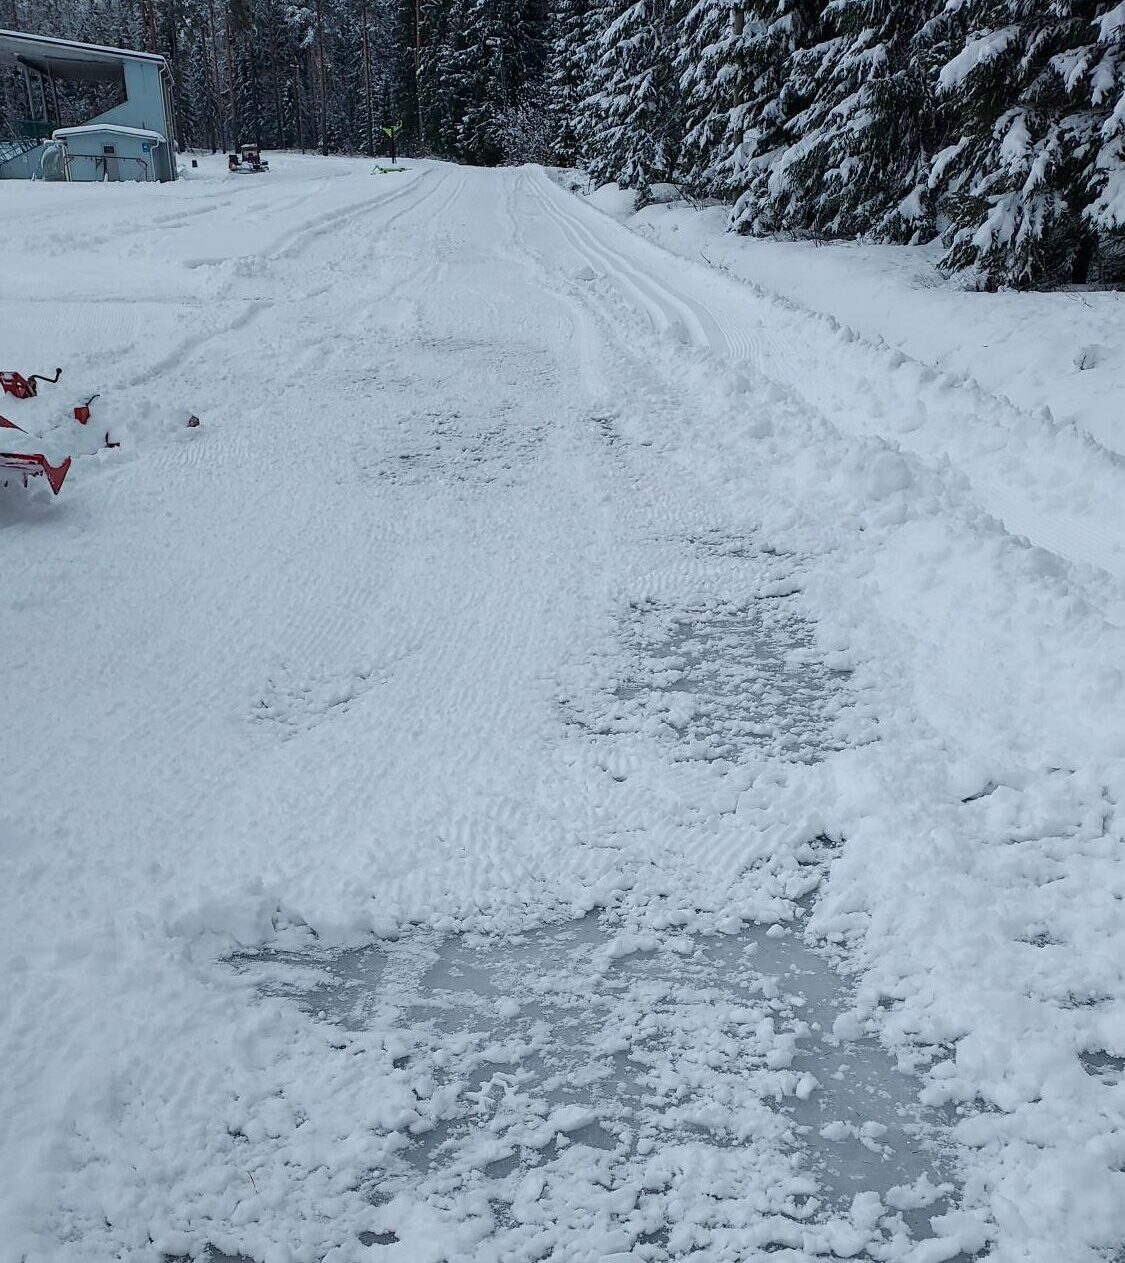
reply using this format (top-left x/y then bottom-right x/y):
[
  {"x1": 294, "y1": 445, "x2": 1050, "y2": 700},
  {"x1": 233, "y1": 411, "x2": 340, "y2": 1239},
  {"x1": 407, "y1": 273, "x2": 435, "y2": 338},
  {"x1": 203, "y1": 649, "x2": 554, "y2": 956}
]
[{"x1": 2, "y1": 156, "x2": 1124, "y2": 1263}]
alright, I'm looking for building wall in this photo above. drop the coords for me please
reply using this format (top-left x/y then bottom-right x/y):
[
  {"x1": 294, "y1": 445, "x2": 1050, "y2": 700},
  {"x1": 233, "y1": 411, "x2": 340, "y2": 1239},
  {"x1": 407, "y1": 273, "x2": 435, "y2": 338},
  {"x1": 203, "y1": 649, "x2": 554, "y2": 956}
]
[
  {"x1": 85, "y1": 62, "x2": 176, "y2": 181},
  {"x1": 62, "y1": 133, "x2": 160, "y2": 181},
  {"x1": 0, "y1": 53, "x2": 177, "y2": 182},
  {"x1": 0, "y1": 143, "x2": 45, "y2": 179}
]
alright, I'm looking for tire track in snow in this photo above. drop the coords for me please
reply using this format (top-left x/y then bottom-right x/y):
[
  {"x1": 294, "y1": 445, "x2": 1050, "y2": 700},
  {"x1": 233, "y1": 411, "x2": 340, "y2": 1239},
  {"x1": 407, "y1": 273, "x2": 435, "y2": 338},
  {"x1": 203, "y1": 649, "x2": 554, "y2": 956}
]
[
  {"x1": 527, "y1": 174, "x2": 727, "y2": 353},
  {"x1": 529, "y1": 171, "x2": 769, "y2": 368},
  {"x1": 117, "y1": 169, "x2": 456, "y2": 400},
  {"x1": 535, "y1": 172, "x2": 1125, "y2": 585}
]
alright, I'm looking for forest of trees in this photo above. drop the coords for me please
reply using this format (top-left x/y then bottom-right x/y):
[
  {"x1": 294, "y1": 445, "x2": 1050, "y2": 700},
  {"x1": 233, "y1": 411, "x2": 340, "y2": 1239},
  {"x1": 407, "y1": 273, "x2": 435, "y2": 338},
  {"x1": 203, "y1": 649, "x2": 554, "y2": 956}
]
[
  {"x1": 563, "y1": 0, "x2": 1125, "y2": 289},
  {"x1": 3, "y1": 0, "x2": 1124, "y2": 288}
]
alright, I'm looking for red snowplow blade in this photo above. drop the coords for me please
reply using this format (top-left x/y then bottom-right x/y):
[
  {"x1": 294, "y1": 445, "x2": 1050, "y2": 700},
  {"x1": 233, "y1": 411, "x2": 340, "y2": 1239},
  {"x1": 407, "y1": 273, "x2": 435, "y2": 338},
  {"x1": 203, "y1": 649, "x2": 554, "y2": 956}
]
[{"x1": 0, "y1": 451, "x2": 72, "y2": 495}]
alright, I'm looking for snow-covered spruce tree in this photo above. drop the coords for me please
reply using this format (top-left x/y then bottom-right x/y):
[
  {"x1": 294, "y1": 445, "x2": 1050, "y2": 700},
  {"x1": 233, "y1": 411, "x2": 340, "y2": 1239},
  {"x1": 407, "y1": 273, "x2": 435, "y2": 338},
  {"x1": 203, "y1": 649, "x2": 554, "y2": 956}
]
[
  {"x1": 727, "y1": 0, "x2": 825, "y2": 234},
  {"x1": 457, "y1": 0, "x2": 550, "y2": 165},
  {"x1": 1086, "y1": 3, "x2": 1125, "y2": 251},
  {"x1": 676, "y1": 0, "x2": 750, "y2": 199},
  {"x1": 453, "y1": 12, "x2": 510, "y2": 166},
  {"x1": 543, "y1": 0, "x2": 596, "y2": 167},
  {"x1": 414, "y1": 0, "x2": 549, "y2": 164},
  {"x1": 753, "y1": 0, "x2": 944, "y2": 241},
  {"x1": 416, "y1": 0, "x2": 463, "y2": 154},
  {"x1": 583, "y1": 0, "x2": 685, "y2": 202},
  {"x1": 927, "y1": 0, "x2": 1121, "y2": 287}
]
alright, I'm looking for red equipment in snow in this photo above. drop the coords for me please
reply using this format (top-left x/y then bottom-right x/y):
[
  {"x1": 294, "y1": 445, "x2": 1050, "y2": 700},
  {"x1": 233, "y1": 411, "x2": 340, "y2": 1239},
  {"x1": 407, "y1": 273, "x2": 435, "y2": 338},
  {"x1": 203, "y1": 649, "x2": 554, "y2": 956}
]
[
  {"x1": 0, "y1": 414, "x2": 72, "y2": 495},
  {"x1": 229, "y1": 144, "x2": 269, "y2": 173},
  {"x1": 0, "y1": 368, "x2": 62, "y2": 399},
  {"x1": 73, "y1": 393, "x2": 98, "y2": 424}
]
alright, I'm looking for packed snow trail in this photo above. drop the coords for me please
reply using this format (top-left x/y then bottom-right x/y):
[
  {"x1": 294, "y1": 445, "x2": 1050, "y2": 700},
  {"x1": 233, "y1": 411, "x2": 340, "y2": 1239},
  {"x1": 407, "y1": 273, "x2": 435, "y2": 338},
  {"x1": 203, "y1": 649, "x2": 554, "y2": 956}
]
[
  {"x1": 2, "y1": 157, "x2": 1125, "y2": 1263},
  {"x1": 528, "y1": 172, "x2": 1125, "y2": 586}
]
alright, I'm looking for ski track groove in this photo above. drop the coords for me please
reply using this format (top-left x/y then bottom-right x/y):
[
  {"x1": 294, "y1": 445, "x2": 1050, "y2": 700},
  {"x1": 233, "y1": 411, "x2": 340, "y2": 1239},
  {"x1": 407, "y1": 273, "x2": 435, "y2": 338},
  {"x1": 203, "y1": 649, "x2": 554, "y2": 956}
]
[
  {"x1": 536, "y1": 173, "x2": 1125, "y2": 583},
  {"x1": 5, "y1": 160, "x2": 1124, "y2": 1263}
]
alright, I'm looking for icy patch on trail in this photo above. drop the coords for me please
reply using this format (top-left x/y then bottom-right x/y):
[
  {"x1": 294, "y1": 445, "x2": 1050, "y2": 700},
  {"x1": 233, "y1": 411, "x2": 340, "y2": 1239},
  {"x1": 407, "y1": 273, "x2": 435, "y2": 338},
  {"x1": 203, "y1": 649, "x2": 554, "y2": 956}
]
[
  {"x1": 591, "y1": 599, "x2": 855, "y2": 766},
  {"x1": 228, "y1": 911, "x2": 973, "y2": 1263},
  {"x1": 557, "y1": 520, "x2": 877, "y2": 776}
]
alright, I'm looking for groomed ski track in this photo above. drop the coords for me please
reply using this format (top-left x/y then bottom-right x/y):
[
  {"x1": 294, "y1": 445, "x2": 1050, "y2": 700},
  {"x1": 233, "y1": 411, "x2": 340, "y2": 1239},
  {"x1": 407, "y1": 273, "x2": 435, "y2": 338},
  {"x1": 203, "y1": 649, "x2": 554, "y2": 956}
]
[{"x1": 2, "y1": 157, "x2": 1125, "y2": 1263}]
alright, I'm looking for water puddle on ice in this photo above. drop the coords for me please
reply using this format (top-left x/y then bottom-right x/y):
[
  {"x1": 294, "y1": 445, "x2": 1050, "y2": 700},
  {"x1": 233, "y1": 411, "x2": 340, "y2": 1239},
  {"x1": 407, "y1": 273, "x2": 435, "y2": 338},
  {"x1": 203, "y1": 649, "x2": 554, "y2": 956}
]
[{"x1": 225, "y1": 911, "x2": 971, "y2": 1262}]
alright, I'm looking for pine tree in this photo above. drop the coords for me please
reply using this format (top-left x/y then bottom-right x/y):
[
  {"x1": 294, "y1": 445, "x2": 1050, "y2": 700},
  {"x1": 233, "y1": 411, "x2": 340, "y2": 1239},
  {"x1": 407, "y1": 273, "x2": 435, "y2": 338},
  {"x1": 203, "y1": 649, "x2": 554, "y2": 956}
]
[
  {"x1": 584, "y1": 0, "x2": 684, "y2": 201},
  {"x1": 727, "y1": 0, "x2": 823, "y2": 234},
  {"x1": 453, "y1": 0, "x2": 508, "y2": 164},
  {"x1": 543, "y1": 0, "x2": 594, "y2": 166},
  {"x1": 1086, "y1": 3, "x2": 1125, "y2": 242},
  {"x1": 760, "y1": 0, "x2": 943, "y2": 241},
  {"x1": 927, "y1": 0, "x2": 1117, "y2": 287},
  {"x1": 676, "y1": 0, "x2": 746, "y2": 199}
]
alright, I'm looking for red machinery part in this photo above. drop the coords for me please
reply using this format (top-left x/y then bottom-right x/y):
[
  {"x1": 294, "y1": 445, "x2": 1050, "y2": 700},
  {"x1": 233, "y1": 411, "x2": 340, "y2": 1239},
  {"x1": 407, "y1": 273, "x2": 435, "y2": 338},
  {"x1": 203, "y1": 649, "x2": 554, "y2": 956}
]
[
  {"x1": 74, "y1": 393, "x2": 100, "y2": 425},
  {"x1": 0, "y1": 368, "x2": 62, "y2": 400},
  {"x1": 0, "y1": 451, "x2": 72, "y2": 495}
]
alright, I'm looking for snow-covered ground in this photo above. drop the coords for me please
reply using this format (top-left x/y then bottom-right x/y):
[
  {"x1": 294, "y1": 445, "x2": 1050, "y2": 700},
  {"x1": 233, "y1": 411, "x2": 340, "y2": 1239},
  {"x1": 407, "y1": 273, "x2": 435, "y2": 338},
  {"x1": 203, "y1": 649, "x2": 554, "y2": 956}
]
[
  {"x1": 577, "y1": 180, "x2": 1125, "y2": 459},
  {"x1": 2, "y1": 154, "x2": 1124, "y2": 1263}
]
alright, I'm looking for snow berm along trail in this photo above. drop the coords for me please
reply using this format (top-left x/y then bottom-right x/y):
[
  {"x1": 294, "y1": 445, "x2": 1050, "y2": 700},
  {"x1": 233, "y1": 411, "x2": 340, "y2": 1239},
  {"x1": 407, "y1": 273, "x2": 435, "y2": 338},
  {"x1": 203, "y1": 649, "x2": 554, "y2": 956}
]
[{"x1": 1, "y1": 155, "x2": 1124, "y2": 1263}]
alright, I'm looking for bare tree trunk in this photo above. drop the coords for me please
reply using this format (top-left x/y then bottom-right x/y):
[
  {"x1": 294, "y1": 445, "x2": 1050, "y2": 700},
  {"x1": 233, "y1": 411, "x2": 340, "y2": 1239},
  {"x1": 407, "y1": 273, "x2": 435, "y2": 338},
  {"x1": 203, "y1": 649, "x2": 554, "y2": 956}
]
[
  {"x1": 206, "y1": 0, "x2": 225, "y2": 150},
  {"x1": 294, "y1": 58, "x2": 306, "y2": 153},
  {"x1": 361, "y1": 0, "x2": 374, "y2": 157},
  {"x1": 165, "y1": 0, "x2": 187, "y2": 152},
  {"x1": 140, "y1": 0, "x2": 159, "y2": 54},
  {"x1": 314, "y1": 0, "x2": 328, "y2": 154},
  {"x1": 265, "y1": 7, "x2": 284, "y2": 148},
  {"x1": 224, "y1": 5, "x2": 237, "y2": 146},
  {"x1": 414, "y1": 0, "x2": 423, "y2": 146}
]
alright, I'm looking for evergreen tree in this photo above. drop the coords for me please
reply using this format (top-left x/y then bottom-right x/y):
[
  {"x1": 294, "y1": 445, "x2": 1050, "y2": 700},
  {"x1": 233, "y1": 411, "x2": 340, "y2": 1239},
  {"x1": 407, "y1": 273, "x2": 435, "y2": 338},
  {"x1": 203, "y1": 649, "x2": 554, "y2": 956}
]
[
  {"x1": 453, "y1": 0, "x2": 508, "y2": 164},
  {"x1": 927, "y1": 0, "x2": 1119, "y2": 287},
  {"x1": 727, "y1": 0, "x2": 823, "y2": 234},
  {"x1": 412, "y1": 0, "x2": 548, "y2": 164},
  {"x1": 676, "y1": 0, "x2": 746, "y2": 199},
  {"x1": 584, "y1": 0, "x2": 684, "y2": 200},
  {"x1": 761, "y1": 0, "x2": 943, "y2": 241},
  {"x1": 458, "y1": 0, "x2": 548, "y2": 164},
  {"x1": 543, "y1": 0, "x2": 594, "y2": 166},
  {"x1": 1086, "y1": 3, "x2": 1125, "y2": 240}
]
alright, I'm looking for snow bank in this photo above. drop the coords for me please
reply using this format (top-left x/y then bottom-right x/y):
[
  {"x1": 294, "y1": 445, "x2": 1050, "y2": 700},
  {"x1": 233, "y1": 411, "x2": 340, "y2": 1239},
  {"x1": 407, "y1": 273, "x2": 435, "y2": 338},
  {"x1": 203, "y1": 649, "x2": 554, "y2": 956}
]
[{"x1": 577, "y1": 176, "x2": 1125, "y2": 459}]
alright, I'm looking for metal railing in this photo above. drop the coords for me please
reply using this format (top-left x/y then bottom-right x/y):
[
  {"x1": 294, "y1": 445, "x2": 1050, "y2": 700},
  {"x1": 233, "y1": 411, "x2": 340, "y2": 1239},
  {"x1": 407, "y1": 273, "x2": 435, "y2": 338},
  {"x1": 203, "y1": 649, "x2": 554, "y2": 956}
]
[
  {"x1": 61, "y1": 152, "x2": 151, "y2": 182},
  {"x1": 0, "y1": 136, "x2": 38, "y2": 168}
]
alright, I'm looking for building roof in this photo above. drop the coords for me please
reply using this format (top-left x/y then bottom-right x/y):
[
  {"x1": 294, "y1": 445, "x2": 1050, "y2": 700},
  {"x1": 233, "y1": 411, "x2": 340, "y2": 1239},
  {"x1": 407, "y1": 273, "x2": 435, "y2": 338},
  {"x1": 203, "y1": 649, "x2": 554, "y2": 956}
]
[
  {"x1": 0, "y1": 28, "x2": 166, "y2": 84},
  {"x1": 54, "y1": 124, "x2": 166, "y2": 143}
]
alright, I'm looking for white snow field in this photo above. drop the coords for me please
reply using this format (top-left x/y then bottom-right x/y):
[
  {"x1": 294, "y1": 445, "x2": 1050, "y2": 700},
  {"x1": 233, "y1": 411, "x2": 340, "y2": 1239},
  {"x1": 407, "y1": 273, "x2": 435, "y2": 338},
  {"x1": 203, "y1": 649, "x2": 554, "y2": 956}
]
[{"x1": 2, "y1": 154, "x2": 1125, "y2": 1263}]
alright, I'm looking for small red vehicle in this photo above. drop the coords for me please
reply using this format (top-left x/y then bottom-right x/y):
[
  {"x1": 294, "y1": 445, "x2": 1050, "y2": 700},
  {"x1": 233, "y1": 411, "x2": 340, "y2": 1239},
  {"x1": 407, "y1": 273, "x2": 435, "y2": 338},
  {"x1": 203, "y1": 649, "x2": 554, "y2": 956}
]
[{"x1": 229, "y1": 144, "x2": 269, "y2": 173}]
